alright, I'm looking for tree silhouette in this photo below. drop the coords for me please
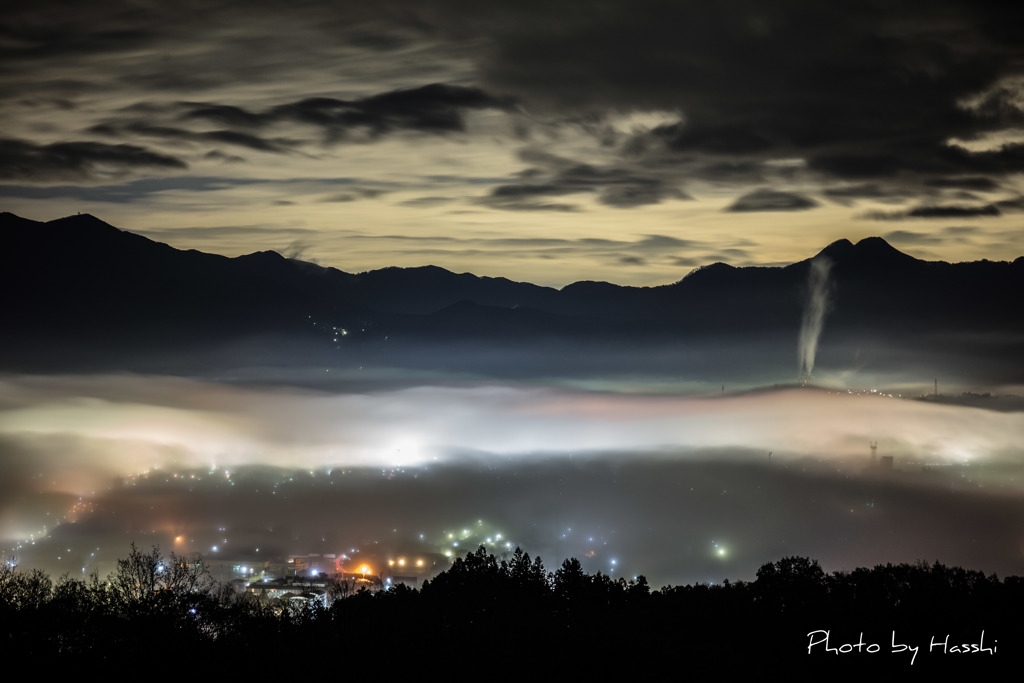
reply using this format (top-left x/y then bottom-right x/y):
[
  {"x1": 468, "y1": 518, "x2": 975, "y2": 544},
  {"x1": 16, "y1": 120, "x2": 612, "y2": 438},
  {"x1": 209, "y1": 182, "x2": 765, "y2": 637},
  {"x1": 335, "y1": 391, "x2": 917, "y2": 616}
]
[
  {"x1": 110, "y1": 542, "x2": 163, "y2": 607},
  {"x1": 109, "y1": 541, "x2": 214, "y2": 619},
  {"x1": 553, "y1": 557, "x2": 588, "y2": 599},
  {"x1": 754, "y1": 555, "x2": 825, "y2": 616}
]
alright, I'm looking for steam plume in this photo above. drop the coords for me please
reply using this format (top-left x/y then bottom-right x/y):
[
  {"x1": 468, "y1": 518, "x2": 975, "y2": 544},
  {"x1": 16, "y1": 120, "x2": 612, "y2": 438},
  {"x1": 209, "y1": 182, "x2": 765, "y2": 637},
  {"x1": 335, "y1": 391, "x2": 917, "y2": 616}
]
[{"x1": 798, "y1": 256, "x2": 832, "y2": 382}]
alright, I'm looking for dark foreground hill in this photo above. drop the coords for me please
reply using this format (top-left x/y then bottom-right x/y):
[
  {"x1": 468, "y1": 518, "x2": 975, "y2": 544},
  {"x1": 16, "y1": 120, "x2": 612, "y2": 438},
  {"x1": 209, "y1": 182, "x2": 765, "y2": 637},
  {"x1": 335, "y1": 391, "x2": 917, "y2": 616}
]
[
  {"x1": 2, "y1": 545, "x2": 1020, "y2": 676},
  {"x1": 2, "y1": 212, "x2": 1021, "y2": 383}
]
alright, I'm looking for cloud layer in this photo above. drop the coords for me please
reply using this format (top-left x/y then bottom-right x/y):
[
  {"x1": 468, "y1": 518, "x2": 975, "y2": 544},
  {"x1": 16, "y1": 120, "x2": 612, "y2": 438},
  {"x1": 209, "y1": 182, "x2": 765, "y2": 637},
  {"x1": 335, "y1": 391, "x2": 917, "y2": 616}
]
[
  {"x1": 2, "y1": 374, "x2": 1023, "y2": 586},
  {"x1": 1, "y1": 1, "x2": 1022, "y2": 282}
]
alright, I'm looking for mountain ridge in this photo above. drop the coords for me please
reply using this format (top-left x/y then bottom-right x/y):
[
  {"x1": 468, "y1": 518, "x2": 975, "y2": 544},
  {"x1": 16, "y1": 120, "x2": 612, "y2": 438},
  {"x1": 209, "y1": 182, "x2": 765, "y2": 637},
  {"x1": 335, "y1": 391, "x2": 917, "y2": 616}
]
[
  {"x1": 2, "y1": 212, "x2": 1021, "y2": 381},
  {"x1": 8, "y1": 212, "x2": 1019, "y2": 287}
]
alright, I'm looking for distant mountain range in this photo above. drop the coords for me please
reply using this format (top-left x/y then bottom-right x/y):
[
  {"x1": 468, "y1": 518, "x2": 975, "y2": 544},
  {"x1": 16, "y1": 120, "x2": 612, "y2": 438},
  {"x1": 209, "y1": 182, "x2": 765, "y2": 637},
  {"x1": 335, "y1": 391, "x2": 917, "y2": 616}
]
[{"x1": 2, "y1": 212, "x2": 1021, "y2": 382}]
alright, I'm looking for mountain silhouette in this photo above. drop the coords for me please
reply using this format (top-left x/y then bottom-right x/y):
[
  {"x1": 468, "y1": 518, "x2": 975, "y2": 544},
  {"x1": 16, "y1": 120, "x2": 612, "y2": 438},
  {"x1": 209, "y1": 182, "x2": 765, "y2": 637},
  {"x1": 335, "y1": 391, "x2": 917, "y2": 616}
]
[{"x1": 2, "y1": 212, "x2": 1021, "y2": 381}]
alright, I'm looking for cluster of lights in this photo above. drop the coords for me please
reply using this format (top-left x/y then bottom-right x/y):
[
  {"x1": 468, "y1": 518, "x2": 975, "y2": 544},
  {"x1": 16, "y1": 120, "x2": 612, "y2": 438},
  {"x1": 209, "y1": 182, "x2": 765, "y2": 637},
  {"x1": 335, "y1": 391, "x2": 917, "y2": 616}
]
[
  {"x1": 388, "y1": 557, "x2": 426, "y2": 568},
  {"x1": 5, "y1": 491, "x2": 105, "y2": 557},
  {"x1": 306, "y1": 315, "x2": 355, "y2": 346},
  {"x1": 832, "y1": 389, "x2": 902, "y2": 399},
  {"x1": 439, "y1": 520, "x2": 518, "y2": 560}
]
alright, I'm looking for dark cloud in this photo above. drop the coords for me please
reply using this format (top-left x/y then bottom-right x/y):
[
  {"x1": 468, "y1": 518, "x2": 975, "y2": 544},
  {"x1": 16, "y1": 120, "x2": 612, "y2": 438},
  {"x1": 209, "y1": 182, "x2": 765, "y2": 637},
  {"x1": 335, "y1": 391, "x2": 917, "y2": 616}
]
[
  {"x1": 726, "y1": 188, "x2": 818, "y2": 212},
  {"x1": 500, "y1": 150, "x2": 699, "y2": 210},
  {"x1": 708, "y1": 247, "x2": 757, "y2": 262},
  {"x1": 0, "y1": 137, "x2": 186, "y2": 182},
  {"x1": 599, "y1": 181, "x2": 688, "y2": 208},
  {"x1": 882, "y1": 229, "x2": 971, "y2": 246},
  {"x1": 320, "y1": 188, "x2": 387, "y2": 203},
  {"x1": 476, "y1": 185, "x2": 565, "y2": 210},
  {"x1": 5, "y1": 1, "x2": 1024, "y2": 192},
  {"x1": 653, "y1": 122, "x2": 775, "y2": 155},
  {"x1": 370, "y1": 233, "x2": 698, "y2": 253},
  {"x1": 357, "y1": 231, "x2": 739, "y2": 272},
  {"x1": 200, "y1": 129, "x2": 294, "y2": 153},
  {"x1": 942, "y1": 226, "x2": 983, "y2": 236},
  {"x1": 471, "y1": 2, "x2": 1024, "y2": 184},
  {"x1": 184, "y1": 84, "x2": 515, "y2": 142},
  {"x1": 203, "y1": 150, "x2": 246, "y2": 164},
  {"x1": 0, "y1": 176, "x2": 259, "y2": 201},
  {"x1": 181, "y1": 103, "x2": 268, "y2": 129},
  {"x1": 489, "y1": 183, "x2": 569, "y2": 199},
  {"x1": 810, "y1": 143, "x2": 1024, "y2": 180},
  {"x1": 477, "y1": 182, "x2": 579, "y2": 212},
  {"x1": 994, "y1": 196, "x2": 1024, "y2": 212},
  {"x1": 479, "y1": 199, "x2": 579, "y2": 212},
  {"x1": 397, "y1": 196, "x2": 455, "y2": 208},
  {"x1": 0, "y1": 18, "x2": 159, "y2": 63},
  {"x1": 7, "y1": 82, "x2": 515, "y2": 184},
  {"x1": 925, "y1": 176, "x2": 1000, "y2": 192},
  {"x1": 91, "y1": 122, "x2": 296, "y2": 154},
  {"x1": 280, "y1": 240, "x2": 316, "y2": 261},
  {"x1": 669, "y1": 248, "x2": 756, "y2": 267},
  {"x1": 2, "y1": 0, "x2": 1023, "y2": 251},
  {"x1": 909, "y1": 204, "x2": 1001, "y2": 219},
  {"x1": 423, "y1": 174, "x2": 513, "y2": 186},
  {"x1": 18, "y1": 96, "x2": 76, "y2": 111},
  {"x1": 0, "y1": 175, "x2": 364, "y2": 202},
  {"x1": 808, "y1": 153, "x2": 905, "y2": 179},
  {"x1": 823, "y1": 183, "x2": 910, "y2": 202},
  {"x1": 861, "y1": 203, "x2": 1002, "y2": 221},
  {"x1": 944, "y1": 190, "x2": 982, "y2": 201},
  {"x1": 692, "y1": 161, "x2": 767, "y2": 183},
  {"x1": 632, "y1": 234, "x2": 696, "y2": 250},
  {"x1": 481, "y1": 160, "x2": 689, "y2": 211},
  {"x1": 137, "y1": 225, "x2": 322, "y2": 240}
]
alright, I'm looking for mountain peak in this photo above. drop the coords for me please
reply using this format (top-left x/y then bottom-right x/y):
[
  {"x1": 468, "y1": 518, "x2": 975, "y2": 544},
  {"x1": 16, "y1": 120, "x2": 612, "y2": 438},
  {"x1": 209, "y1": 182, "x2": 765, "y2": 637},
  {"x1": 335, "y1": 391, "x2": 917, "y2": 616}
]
[
  {"x1": 853, "y1": 236, "x2": 918, "y2": 264},
  {"x1": 50, "y1": 213, "x2": 117, "y2": 228},
  {"x1": 42, "y1": 213, "x2": 128, "y2": 242},
  {"x1": 826, "y1": 237, "x2": 854, "y2": 249},
  {"x1": 815, "y1": 238, "x2": 854, "y2": 260},
  {"x1": 813, "y1": 236, "x2": 916, "y2": 266}
]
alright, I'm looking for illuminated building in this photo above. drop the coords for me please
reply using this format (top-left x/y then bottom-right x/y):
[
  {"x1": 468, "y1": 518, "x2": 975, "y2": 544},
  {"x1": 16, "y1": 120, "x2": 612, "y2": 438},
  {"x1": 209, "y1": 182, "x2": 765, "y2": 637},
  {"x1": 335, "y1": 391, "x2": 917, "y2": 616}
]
[{"x1": 384, "y1": 551, "x2": 448, "y2": 587}]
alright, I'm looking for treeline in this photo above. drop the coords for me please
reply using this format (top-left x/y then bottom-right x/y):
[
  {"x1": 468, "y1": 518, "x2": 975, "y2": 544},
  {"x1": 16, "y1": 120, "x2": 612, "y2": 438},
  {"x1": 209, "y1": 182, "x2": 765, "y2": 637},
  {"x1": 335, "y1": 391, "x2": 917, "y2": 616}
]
[{"x1": 3, "y1": 545, "x2": 1022, "y2": 674}]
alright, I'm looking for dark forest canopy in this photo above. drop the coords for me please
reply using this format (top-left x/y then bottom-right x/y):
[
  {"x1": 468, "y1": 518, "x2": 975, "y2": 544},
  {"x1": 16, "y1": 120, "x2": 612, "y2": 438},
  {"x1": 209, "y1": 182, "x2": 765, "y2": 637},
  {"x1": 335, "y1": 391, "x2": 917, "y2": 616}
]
[{"x1": 3, "y1": 544, "x2": 1021, "y2": 675}]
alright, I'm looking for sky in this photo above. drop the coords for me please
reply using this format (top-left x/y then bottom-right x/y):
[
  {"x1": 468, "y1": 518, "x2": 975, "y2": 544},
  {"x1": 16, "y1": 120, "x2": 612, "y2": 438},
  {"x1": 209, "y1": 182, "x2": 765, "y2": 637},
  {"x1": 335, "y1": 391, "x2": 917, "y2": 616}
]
[
  {"x1": 2, "y1": 0, "x2": 1024, "y2": 286},
  {"x1": 2, "y1": 1, "x2": 1024, "y2": 588}
]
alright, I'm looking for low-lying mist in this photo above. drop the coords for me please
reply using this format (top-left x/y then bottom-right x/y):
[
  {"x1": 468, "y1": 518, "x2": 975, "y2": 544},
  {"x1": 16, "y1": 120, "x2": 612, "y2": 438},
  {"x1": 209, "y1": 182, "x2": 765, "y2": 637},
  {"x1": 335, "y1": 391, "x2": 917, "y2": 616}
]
[{"x1": 1, "y1": 373, "x2": 1022, "y2": 587}]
